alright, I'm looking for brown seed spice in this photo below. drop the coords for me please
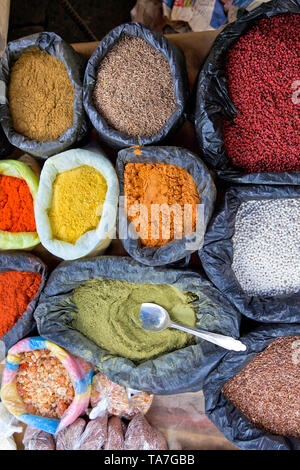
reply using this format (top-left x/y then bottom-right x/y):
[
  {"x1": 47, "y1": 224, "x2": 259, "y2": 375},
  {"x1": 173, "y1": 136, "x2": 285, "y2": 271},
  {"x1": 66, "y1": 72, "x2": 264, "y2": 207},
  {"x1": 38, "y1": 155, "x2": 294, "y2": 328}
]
[
  {"x1": 93, "y1": 35, "x2": 177, "y2": 137},
  {"x1": 222, "y1": 336, "x2": 300, "y2": 439}
]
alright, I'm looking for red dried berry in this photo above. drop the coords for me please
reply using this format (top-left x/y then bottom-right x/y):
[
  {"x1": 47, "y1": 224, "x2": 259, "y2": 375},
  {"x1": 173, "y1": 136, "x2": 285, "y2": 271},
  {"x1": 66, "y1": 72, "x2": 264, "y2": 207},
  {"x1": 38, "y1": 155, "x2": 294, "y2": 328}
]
[{"x1": 223, "y1": 14, "x2": 300, "y2": 173}]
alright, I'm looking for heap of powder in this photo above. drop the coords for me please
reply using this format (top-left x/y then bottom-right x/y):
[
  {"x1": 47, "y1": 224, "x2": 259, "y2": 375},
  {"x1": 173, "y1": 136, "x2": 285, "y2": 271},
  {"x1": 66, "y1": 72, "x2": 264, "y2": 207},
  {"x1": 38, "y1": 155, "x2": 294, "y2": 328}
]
[
  {"x1": 232, "y1": 198, "x2": 300, "y2": 297},
  {"x1": 222, "y1": 337, "x2": 300, "y2": 439},
  {"x1": 0, "y1": 271, "x2": 41, "y2": 337},
  {"x1": 223, "y1": 14, "x2": 300, "y2": 173},
  {"x1": 124, "y1": 163, "x2": 200, "y2": 247},
  {"x1": 72, "y1": 279, "x2": 197, "y2": 363},
  {"x1": 9, "y1": 48, "x2": 74, "y2": 142},
  {"x1": 48, "y1": 165, "x2": 107, "y2": 245},
  {"x1": 93, "y1": 36, "x2": 177, "y2": 137},
  {"x1": 0, "y1": 174, "x2": 36, "y2": 232}
]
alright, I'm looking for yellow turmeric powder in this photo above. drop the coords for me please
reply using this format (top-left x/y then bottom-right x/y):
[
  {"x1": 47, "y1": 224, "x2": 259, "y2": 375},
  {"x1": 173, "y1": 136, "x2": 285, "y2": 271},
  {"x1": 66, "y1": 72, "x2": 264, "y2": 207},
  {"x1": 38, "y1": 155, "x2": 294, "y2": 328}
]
[{"x1": 48, "y1": 165, "x2": 107, "y2": 244}]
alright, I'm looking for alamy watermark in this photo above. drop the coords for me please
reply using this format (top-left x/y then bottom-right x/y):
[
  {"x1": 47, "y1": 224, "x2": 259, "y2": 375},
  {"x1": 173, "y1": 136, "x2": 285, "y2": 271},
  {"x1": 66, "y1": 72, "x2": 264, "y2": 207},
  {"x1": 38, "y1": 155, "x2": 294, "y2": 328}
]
[
  {"x1": 97, "y1": 197, "x2": 205, "y2": 251},
  {"x1": 291, "y1": 80, "x2": 300, "y2": 105},
  {"x1": 291, "y1": 339, "x2": 300, "y2": 365}
]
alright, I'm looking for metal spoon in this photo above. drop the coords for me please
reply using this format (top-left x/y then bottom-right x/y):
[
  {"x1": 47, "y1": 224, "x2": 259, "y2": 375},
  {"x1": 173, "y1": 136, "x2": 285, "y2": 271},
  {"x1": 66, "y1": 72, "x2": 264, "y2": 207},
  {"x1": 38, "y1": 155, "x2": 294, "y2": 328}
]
[{"x1": 140, "y1": 303, "x2": 247, "y2": 352}]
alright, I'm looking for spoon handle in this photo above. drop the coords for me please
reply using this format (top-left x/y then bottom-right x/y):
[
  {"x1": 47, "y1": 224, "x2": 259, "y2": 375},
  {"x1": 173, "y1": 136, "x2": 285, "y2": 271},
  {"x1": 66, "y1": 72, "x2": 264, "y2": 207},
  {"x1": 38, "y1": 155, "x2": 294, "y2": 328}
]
[{"x1": 169, "y1": 322, "x2": 246, "y2": 352}]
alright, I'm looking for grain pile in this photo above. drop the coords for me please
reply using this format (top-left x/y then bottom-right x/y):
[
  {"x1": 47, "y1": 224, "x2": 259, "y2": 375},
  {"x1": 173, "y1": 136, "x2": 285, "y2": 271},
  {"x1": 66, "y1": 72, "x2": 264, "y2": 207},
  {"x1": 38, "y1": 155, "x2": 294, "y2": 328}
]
[
  {"x1": 223, "y1": 14, "x2": 300, "y2": 173},
  {"x1": 93, "y1": 36, "x2": 177, "y2": 137},
  {"x1": 232, "y1": 198, "x2": 300, "y2": 297},
  {"x1": 222, "y1": 337, "x2": 300, "y2": 439}
]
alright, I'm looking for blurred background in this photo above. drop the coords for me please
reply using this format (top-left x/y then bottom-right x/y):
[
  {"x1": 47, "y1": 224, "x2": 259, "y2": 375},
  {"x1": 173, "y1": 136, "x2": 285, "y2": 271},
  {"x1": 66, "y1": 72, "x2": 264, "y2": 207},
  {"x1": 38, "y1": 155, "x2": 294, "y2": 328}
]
[{"x1": 8, "y1": 0, "x2": 136, "y2": 43}]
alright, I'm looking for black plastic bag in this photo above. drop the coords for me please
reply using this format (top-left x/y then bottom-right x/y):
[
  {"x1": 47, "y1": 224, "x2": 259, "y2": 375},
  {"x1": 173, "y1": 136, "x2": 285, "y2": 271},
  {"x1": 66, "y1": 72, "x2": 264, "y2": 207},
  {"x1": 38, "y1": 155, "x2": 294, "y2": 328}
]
[
  {"x1": 0, "y1": 32, "x2": 89, "y2": 158},
  {"x1": 34, "y1": 255, "x2": 241, "y2": 394},
  {"x1": 116, "y1": 146, "x2": 216, "y2": 266},
  {"x1": 0, "y1": 123, "x2": 13, "y2": 158},
  {"x1": 83, "y1": 22, "x2": 190, "y2": 150},
  {"x1": 0, "y1": 251, "x2": 47, "y2": 352},
  {"x1": 194, "y1": 0, "x2": 300, "y2": 184},
  {"x1": 203, "y1": 323, "x2": 300, "y2": 450},
  {"x1": 199, "y1": 184, "x2": 300, "y2": 323}
]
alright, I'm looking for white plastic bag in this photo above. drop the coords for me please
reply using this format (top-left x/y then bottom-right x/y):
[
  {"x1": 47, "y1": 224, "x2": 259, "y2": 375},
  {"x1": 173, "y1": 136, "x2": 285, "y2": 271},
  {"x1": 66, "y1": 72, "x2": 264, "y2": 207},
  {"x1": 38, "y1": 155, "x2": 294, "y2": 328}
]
[
  {"x1": 0, "y1": 403, "x2": 23, "y2": 450},
  {"x1": 35, "y1": 147, "x2": 119, "y2": 260}
]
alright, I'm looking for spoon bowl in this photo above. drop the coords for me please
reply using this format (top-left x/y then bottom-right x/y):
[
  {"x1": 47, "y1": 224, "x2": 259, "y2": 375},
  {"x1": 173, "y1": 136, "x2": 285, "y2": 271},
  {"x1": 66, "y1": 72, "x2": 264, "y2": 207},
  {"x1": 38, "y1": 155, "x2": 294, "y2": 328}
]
[{"x1": 140, "y1": 302, "x2": 247, "y2": 352}]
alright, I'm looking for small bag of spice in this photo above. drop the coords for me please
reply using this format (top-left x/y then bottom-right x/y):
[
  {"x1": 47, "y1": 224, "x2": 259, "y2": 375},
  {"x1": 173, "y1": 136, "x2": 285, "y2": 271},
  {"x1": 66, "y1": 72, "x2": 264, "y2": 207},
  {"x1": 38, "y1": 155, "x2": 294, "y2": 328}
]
[
  {"x1": 0, "y1": 251, "x2": 47, "y2": 352},
  {"x1": 116, "y1": 145, "x2": 216, "y2": 266},
  {"x1": 34, "y1": 147, "x2": 119, "y2": 260},
  {"x1": 83, "y1": 22, "x2": 189, "y2": 149},
  {"x1": 0, "y1": 159, "x2": 40, "y2": 250},
  {"x1": 203, "y1": 324, "x2": 300, "y2": 450},
  {"x1": 0, "y1": 32, "x2": 89, "y2": 158},
  {"x1": 199, "y1": 184, "x2": 300, "y2": 323},
  {"x1": 194, "y1": 0, "x2": 300, "y2": 184},
  {"x1": 0, "y1": 336, "x2": 93, "y2": 435}
]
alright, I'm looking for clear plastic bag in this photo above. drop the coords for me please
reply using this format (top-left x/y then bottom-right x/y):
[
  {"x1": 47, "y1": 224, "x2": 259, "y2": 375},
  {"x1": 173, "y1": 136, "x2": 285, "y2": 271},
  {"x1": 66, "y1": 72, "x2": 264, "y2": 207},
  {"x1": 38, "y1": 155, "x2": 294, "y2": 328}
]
[{"x1": 23, "y1": 426, "x2": 55, "y2": 450}]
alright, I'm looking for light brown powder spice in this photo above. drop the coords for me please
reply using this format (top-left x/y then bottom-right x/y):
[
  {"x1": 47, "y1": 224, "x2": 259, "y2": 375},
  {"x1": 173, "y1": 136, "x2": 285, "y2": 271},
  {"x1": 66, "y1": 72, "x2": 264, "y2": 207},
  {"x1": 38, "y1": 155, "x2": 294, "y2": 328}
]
[
  {"x1": 124, "y1": 162, "x2": 200, "y2": 247},
  {"x1": 93, "y1": 36, "x2": 177, "y2": 137},
  {"x1": 222, "y1": 336, "x2": 300, "y2": 439},
  {"x1": 9, "y1": 48, "x2": 74, "y2": 142}
]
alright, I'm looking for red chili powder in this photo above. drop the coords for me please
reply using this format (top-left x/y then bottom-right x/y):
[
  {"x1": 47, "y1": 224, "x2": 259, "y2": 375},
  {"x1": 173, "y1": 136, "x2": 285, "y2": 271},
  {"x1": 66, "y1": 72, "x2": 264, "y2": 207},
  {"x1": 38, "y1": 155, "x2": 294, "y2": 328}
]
[
  {"x1": 0, "y1": 271, "x2": 42, "y2": 337},
  {"x1": 0, "y1": 174, "x2": 36, "y2": 232},
  {"x1": 223, "y1": 14, "x2": 300, "y2": 173}
]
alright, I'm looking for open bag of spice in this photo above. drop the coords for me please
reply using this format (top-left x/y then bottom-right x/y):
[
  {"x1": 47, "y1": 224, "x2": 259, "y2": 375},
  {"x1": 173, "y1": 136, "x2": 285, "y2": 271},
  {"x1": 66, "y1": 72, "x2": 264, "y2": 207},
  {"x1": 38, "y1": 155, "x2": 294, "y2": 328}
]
[
  {"x1": 0, "y1": 251, "x2": 47, "y2": 352},
  {"x1": 199, "y1": 184, "x2": 300, "y2": 323},
  {"x1": 34, "y1": 147, "x2": 119, "y2": 260},
  {"x1": 116, "y1": 145, "x2": 216, "y2": 266},
  {"x1": 194, "y1": 0, "x2": 300, "y2": 184},
  {"x1": 34, "y1": 255, "x2": 241, "y2": 394},
  {"x1": 203, "y1": 323, "x2": 300, "y2": 450},
  {"x1": 0, "y1": 336, "x2": 93, "y2": 434},
  {"x1": 0, "y1": 32, "x2": 89, "y2": 158},
  {"x1": 83, "y1": 22, "x2": 189, "y2": 149},
  {"x1": 0, "y1": 159, "x2": 40, "y2": 250}
]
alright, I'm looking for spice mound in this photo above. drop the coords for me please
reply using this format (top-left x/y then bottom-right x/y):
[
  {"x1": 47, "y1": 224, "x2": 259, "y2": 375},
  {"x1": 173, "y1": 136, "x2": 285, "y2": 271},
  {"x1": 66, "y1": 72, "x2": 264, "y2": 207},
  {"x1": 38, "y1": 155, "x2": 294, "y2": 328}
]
[
  {"x1": 124, "y1": 163, "x2": 200, "y2": 247},
  {"x1": 0, "y1": 174, "x2": 36, "y2": 232},
  {"x1": 9, "y1": 48, "x2": 74, "y2": 142},
  {"x1": 222, "y1": 336, "x2": 300, "y2": 439},
  {"x1": 16, "y1": 349, "x2": 74, "y2": 419},
  {"x1": 232, "y1": 198, "x2": 300, "y2": 297},
  {"x1": 72, "y1": 279, "x2": 197, "y2": 363},
  {"x1": 93, "y1": 36, "x2": 177, "y2": 137},
  {"x1": 0, "y1": 271, "x2": 41, "y2": 337},
  {"x1": 48, "y1": 165, "x2": 107, "y2": 244},
  {"x1": 223, "y1": 14, "x2": 300, "y2": 173}
]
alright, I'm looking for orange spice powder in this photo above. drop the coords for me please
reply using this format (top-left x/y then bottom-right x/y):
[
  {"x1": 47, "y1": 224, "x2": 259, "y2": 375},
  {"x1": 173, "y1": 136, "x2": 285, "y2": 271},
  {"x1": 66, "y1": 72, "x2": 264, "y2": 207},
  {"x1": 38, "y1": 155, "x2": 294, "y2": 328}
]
[
  {"x1": 124, "y1": 163, "x2": 200, "y2": 247},
  {"x1": 0, "y1": 174, "x2": 36, "y2": 232}
]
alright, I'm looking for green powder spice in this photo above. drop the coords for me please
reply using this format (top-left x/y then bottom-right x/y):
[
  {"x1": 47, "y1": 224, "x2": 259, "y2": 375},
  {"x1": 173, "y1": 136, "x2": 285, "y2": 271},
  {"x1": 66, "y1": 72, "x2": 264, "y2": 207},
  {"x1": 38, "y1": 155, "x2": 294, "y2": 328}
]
[{"x1": 72, "y1": 279, "x2": 197, "y2": 363}]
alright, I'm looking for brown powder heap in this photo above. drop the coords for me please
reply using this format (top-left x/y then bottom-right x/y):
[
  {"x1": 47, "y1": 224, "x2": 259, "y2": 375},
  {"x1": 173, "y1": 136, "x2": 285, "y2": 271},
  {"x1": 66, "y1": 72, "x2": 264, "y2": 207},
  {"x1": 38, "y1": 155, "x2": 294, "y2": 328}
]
[
  {"x1": 93, "y1": 36, "x2": 177, "y2": 137},
  {"x1": 124, "y1": 162, "x2": 200, "y2": 247},
  {"x1": 222, "y1": 337, "x2": 300, "y2": 439},
  {"x1": 9, "y1": 48, "x2": 74, "y2": 142}
]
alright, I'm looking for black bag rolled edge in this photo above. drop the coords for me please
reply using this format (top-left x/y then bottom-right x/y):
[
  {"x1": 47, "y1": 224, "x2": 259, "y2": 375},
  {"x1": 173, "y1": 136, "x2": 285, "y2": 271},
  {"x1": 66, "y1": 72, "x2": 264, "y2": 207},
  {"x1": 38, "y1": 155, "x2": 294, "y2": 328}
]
[
  {"x1": 193, "y1": 0, "x2": 300, "y2": 185},
  {"x1": 203, "y1": 323, "x2": 300, "y2": 450},
  {"x1": 199, "y1": 184, "x2": 300, "y2": 323},
  {"x1": 34, "y1": 255, "x2": 241, "y2": 395},
  {"x1": 83, "y1": 22, "x2": 190, "y2": 150},
  {"x1": 0, "y1": 251, "x2": 47, "y2": 352},
  {"x1": 0, "y1": 32, "x2": 89, "y2": 158},
  {"x1": 116, "y1": 145, "x2": 217, "y2": 267}
]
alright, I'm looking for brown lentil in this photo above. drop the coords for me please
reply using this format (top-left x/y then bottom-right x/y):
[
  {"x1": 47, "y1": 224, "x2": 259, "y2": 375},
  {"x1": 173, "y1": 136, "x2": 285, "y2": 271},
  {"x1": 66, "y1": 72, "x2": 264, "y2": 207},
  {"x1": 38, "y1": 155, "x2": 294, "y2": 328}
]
[
  {"x1": 222, "y1": 337, "x2": 300, "y2": 439},
  {"x1": 93, "y1": 35, "x2": 177, "y2": 137}
]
